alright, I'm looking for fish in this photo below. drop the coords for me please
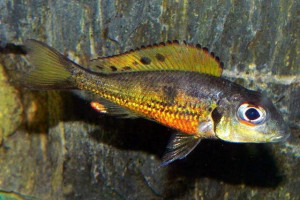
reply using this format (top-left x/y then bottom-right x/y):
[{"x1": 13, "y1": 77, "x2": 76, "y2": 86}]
[{"x1": 22, "y1": 39, "x2": 290, "y2": 165}]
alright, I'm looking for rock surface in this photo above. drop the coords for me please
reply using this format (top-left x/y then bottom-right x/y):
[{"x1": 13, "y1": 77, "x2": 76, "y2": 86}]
[{"x1": 0, "y1": 0, "x2": 299, "y2": 199}]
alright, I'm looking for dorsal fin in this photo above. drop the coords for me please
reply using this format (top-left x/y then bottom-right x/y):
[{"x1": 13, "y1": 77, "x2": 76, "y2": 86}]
[{"x1": 88, "y1": 41, "x2": 223, "y2": 77}]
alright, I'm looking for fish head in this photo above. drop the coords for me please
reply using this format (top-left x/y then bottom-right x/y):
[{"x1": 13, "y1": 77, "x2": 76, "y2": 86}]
[{"x1": 214, "y1": 90, "x2": 290, "y2": 143}]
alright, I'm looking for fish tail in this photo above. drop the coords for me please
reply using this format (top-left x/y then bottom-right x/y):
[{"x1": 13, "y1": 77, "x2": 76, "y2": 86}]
[{"x1": 23, "y1": 39, "x2": 77, "y2": 89}]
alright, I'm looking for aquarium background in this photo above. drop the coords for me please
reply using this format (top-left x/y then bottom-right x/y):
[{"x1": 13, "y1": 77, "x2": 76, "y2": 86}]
[{"x1": 0, "y1": 0, "x2": 299, "y2": 199}]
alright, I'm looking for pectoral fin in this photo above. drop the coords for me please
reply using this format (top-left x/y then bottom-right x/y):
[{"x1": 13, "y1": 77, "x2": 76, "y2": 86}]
[{"x1": 162, "y1": 132, "x2": 201, "y2": 166}]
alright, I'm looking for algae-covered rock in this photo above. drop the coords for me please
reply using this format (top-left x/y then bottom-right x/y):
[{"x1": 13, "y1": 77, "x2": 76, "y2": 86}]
[
  {"x1": 0, "y1": 0, "x2": 299, "y2": 200},
  {"x1": 0, "y1": 63, "x2": 22, "y2": 144},
  {"x1": 0, "y1": 189, "x2": 41, "y2": 200}
]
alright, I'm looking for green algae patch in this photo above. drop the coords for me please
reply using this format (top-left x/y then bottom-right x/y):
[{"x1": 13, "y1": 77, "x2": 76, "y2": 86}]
[
  {"x1": 0, "y1": 189, "x2": 41, "y2": 200},
  {"x1": 0, "y1": 64, "x2": 23, "y2": 143}
]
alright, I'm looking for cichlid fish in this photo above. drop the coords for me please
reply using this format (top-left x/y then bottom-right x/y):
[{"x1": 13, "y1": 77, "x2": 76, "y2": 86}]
[{"x1": 23, "y1": 39, "x2": 289, "y2": 165}]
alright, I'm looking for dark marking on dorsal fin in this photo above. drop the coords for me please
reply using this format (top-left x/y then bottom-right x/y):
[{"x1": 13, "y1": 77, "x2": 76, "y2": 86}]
[{"x1": 88, "y1": 41, "x2": 223, "y2": 76}]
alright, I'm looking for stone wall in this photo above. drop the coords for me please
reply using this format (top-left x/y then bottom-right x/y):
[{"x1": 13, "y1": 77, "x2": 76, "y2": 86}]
[{"x1": 0, "y1": 0, "x2": 299, "y2": 199}]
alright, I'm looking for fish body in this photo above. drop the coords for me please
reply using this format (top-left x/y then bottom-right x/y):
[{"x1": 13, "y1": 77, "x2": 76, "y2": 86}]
[
  {"x1": 23, "y1": 40, "x2": 289, "y2": 165},
  {"x1": 78, "y1": 71, "x2": 220, "y2": 136}
]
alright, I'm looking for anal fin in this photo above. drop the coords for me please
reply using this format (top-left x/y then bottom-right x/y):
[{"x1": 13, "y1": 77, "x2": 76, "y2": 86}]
[
  {"x1": 72, "y1": 90, "x2": 138, "y2": 118},
  {"x1": 90, "y1": 99, "x2": 138, "y2": 118},
  {"x1": 162, "y1": 132, "x2": 201, "y2": 166}
]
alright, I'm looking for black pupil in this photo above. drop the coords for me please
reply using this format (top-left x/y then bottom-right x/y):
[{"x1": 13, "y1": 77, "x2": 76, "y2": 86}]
[{"x1": 245, "y1": 108, "x2": 260, "y2": 120}]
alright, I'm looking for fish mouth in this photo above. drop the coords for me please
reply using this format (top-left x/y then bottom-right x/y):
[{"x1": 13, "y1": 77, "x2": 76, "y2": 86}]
[{"x1": 269, "y1": 132, "x2": 290, "y2": 142}]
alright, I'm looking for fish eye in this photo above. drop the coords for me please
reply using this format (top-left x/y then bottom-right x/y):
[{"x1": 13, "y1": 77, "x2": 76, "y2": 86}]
[{"x1": 237, "y1": 103, "x2": 266, "y2": 126}]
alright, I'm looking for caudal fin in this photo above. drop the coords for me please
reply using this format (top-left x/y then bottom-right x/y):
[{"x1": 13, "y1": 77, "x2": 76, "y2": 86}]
[{"x1": 24, "y1": 39, "x2": 77, "y2": 89}]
